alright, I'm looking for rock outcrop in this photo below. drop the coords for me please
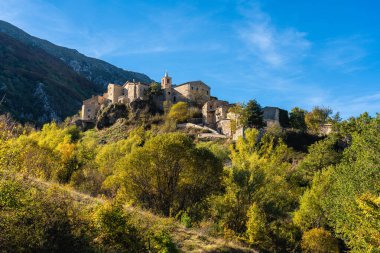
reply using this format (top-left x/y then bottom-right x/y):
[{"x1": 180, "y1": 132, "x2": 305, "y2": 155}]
[{"x1": 96, "y1": 104, "x2": 129, "y2": 130}]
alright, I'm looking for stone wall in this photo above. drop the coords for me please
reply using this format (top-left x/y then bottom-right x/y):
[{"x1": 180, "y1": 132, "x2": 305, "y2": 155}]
[
  {"x1": 81, "y1": 95, "x2": 105, "y2": 120},
  {"x1": 174, "y1": 81, "x2": 210, "y2": 105}
]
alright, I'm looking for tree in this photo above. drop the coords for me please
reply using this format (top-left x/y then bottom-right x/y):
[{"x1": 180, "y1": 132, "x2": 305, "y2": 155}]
[
  {"x1": 241, "y1": 100, "x2": 264, "y2": 128},
  {"x1": 289, "y1": 107, "x2": 307, "y2": 131},
  {"x1": 119, "y1": 133, "x2": 223, "y2": 216},
  {"x1": 295, "y1": 136, "x2": 342, "y2": 185},
  {"x1": 305, "y1": 107, "x2": 332, "y2": 134},
  {"x1": 246, "y1": 203, "x2": 271, "y2": 248},
  {"x1": 167, "y1": 102, "x2": 189, "y2": 123},
  {"x1": 147, "y1": 82, "x2": 163, "y2": 97},
  {"x1": 295, "y1": 114, "x2": 380, "y2": 251},
  {"x1": 94, "y1": 203, "x2": 145, "y2": 252}
]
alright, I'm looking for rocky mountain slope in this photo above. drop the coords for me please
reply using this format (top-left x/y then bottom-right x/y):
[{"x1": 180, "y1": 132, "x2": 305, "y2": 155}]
[
  {"x1": 0, "y1": 20, "x2": 152, "y2": 87},
  {"x1": 0, "y1": 20, "x2": 152, "y2": 124},
  {"x1": 0, "y1": 32, "x2": 99, "y2": 124}
]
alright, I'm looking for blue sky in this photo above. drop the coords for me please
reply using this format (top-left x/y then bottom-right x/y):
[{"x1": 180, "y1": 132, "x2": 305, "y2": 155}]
[{"x1": 1, "y1": 0, "x2": 379, "y2": 118}]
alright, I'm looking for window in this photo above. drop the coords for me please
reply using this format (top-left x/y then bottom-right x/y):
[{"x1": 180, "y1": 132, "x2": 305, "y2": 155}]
[
  {"x1": 206, "y1": 91, "x2": 209, "y2": 94},
  {"x1": 87, "y1": 109, "x2": 91, "y2": 112},
  {"x1": 168, "y1": 92, "x2": 171, "y2": 95}
]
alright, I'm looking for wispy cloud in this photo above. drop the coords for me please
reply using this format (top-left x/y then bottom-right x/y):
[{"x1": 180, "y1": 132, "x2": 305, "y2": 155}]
[
  {"x1": 238, "y1": 3, "x2": 311, "y2": 68},
  {"x1": 319, "y1": 36, "x2": 369, "y2": 73}
]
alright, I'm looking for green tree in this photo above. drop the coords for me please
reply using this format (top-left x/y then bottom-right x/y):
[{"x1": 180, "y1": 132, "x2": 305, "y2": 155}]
[
  {"x1": 0, "y1": 179, "x2": 94, "y2": 252},
  {"x1": 305, "y1": 107, "x2": 332, "y2": 134},
  {"x1": 296, "y1": 136, "x2": 342, "y2": 185},
  {"x1": 146, "y1": 82, "x2": 163, "y2": 97},
  {"x1": 119, "y1": 133, "x2": 223, "y2": 216},
  {"x1": 289, "y1": 107, "x2": 307, "y2": 131},
  {"x1": 295, "y1": 114, "x2": 380, "y2": 251},
  {"x1": 94, "y1": 203, "x2": 145, "y2": 252},
  {"x1": 167, "y1": 102, "x2": 189, "y2": 123},
  {"x1": 241, "y1": 99, "x2": 264, "y2": 128},
  {"x1": 246, "y1": 203, "x2": 271, "y2": 248}
]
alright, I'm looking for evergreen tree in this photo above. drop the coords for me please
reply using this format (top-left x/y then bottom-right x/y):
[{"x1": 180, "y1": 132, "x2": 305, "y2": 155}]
[
  {"x1": 242, "y1": 100, "x2": 264, "y2": 128},
  {"x1": 289, "y1": 107, "x2": 307, "y2": 131}
]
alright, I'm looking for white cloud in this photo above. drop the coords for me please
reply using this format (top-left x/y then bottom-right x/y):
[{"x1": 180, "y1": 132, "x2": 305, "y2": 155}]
[{"x1": 238, "y1": 3, "x2": 311, "y2": 68}]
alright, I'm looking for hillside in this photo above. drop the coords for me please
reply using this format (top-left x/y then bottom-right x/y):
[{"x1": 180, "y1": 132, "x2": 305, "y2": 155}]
[
  {"x1": 0, "y1": 20, "x2": 152, "y2": 124},
  {"x1": 0, "y1": 20, "x2": 152, "y2": 87},
  {"x1": 0, "y1": 33, "x2": 99, "y2": 125},
  {"x1": 0, "y1": 32, "x2": 100, "y2": 124},
  {"x1": 18, "y1": 174, "x2": 255, "y2": 253},
  {"x1": 0, "y1": 106, "x2": 378, "y2": 252}
]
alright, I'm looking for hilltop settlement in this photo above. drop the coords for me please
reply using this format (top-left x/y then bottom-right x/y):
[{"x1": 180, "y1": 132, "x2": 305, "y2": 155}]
[{"x1": 80, "y1": 72, "x2": 327, "y2": 138}]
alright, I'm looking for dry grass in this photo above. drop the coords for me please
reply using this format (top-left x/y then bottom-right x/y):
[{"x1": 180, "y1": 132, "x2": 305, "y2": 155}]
[{"x1": 24, "y1": 175, "x2": 257, "y2": 253}]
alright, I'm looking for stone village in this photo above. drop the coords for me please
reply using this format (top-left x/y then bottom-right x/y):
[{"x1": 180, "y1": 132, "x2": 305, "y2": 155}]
[{"x1": 81, "y1": 72, "x2": 291, "y2": 139}]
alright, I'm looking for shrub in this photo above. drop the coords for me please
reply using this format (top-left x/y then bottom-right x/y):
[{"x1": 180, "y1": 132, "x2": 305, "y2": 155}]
[
  {"x1": 167, "y1": 102, "x2": 189, "y2": 123},
  {"x1": 301, "y1": 228, "x2": 339, "y2": 253}
]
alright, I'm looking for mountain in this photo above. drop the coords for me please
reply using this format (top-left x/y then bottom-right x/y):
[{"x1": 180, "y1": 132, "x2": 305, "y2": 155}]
[
  {"x1": 0, "y1": 32, "x2": 98, "y2": 124},
  {"x1": 0, "y1": 20, "x2": 152, "y2": 88},
  {"x1": 0, "y1": 20, "x2": 152, "y2": 125}
]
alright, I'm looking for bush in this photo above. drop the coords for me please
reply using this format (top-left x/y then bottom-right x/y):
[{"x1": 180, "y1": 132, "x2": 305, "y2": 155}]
[
  {"x1": 94, "y1": 203, "x2": 145, "y2": 252},
  {"x1": 167, "y1": 102, "x2": 189, "y2": 123},
  {"x1": 301, "y1": 228, "x2": 339, "y2": 253}
]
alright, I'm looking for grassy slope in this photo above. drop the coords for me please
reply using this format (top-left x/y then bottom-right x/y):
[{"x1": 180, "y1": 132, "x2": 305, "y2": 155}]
[{"x1": 26, "y1": 175, "x2": 256, "y2": 253}]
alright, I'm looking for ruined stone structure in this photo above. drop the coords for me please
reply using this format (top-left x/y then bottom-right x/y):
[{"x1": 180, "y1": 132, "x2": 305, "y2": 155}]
[{"x1": 263, "y1": 106, "x2": 290, "y2": 128}]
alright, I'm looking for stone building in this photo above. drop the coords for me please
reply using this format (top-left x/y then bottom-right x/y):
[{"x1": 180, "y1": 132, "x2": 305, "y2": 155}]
[
  {"x1": 201, "y1": 100, "x2": 244, "y2": 137},
  {"x1": 81, "y1": 80, "x2": 150, "y2": 120},
  {"x1": 262, "y1": 106, "x2": 290, "y2": 128},
  {"x1": 80, "y1": 72, "x2": 293, "y2": 141},
  {"x1": 81, "y1": 72, "x2": 212, "y2": 121},
  {"x1": 81, "y1": 95, "x2": 106, "y2": 121},
  {"x1": 162, "y1": 72, "x2": 211, "y2": 105},
  {"x1": 202, "y1": 100, "x2": 229, "y2": 128}
]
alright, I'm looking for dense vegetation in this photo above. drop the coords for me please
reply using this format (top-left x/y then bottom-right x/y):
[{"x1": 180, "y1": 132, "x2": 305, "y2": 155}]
[{"x1": 0, "y1": 104, "x2": 379, "y2": 252}]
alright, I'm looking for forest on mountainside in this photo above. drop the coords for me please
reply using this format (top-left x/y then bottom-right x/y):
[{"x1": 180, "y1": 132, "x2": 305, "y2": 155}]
[{"x1": 0, "y1": 103, "x2": 379, "y2": 252}]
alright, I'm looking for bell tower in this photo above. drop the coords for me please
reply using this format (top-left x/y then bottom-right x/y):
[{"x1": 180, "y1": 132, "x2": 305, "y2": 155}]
[{"x1": 161, "y1": 71, "x2": 172, "y2": 89}]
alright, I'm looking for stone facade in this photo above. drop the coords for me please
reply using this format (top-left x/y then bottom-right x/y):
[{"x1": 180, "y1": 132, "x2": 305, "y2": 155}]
[
  {"x1": 81, "y1": 95, "x2": 106, "y2": 121},
  {"x1": 81, "y1": 80, "x2": 149, "y2": 120},
  {"x1": 202, "y1": 100, "x2": 229, "y2": 128},
  {"x1": 262, "y1": 106, "x2": 290, "y2": 128},
  {"x1": 173, "y1": 81, "x2": 210, "y2": 105},
  {"x1": 161, "y1": 72, "x2": 210, "y2": 105}
]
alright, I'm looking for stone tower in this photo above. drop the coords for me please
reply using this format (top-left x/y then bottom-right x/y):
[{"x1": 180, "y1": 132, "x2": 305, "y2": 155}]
[
  {"x1": 161, "y1": 71, "x2": 172, "y2": 89},
  {"x1": 161, "y1": 71, "x2": 173, "y2": 102}
]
